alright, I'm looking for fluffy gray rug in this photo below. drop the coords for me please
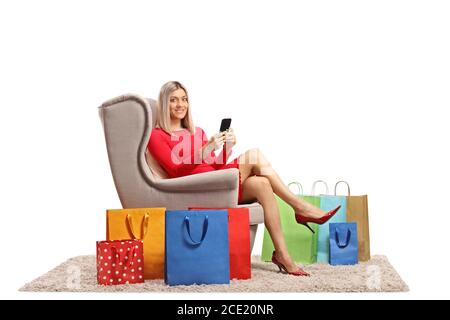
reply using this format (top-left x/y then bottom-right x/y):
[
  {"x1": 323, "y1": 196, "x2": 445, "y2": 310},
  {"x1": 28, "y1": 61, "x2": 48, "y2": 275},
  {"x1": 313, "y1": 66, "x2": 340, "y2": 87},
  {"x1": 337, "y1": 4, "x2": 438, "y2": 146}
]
[{"x1": 19, "y1": 255, "x2": 408, "y2": 293}]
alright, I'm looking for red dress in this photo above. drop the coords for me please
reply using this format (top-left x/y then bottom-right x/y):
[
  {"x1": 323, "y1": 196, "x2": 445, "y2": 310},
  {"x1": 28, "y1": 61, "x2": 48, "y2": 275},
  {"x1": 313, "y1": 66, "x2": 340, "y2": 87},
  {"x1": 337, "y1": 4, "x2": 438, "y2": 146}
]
[{"x1": 147, "y1": 127, "x2": 243, "y2": 202}]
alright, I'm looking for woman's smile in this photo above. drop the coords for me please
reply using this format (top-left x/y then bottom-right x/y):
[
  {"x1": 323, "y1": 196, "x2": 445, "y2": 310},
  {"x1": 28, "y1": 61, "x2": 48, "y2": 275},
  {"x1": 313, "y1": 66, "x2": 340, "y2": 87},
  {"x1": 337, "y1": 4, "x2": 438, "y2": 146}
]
[{"x1": 173, "y1": 109, "x2": 186, "y2": 117}]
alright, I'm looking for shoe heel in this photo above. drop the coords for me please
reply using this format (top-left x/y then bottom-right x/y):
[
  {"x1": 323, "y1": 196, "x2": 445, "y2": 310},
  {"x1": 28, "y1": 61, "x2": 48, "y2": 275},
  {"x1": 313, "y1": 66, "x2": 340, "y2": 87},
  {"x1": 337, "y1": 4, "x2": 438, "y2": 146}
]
[
  {"x1": 271, "y1": 250, "x2": 310, "y2": 277},
  {"x1": 300, "y1": 222, "x2": 315, "y2": 234}
]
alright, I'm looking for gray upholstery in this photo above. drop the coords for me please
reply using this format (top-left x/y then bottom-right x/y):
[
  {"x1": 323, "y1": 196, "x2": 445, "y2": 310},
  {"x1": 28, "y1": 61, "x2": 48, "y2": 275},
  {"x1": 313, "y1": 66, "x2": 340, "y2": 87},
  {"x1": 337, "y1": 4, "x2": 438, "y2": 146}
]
[{"x1": 99, "y1": 94, "x2": 264, "y2": 250}]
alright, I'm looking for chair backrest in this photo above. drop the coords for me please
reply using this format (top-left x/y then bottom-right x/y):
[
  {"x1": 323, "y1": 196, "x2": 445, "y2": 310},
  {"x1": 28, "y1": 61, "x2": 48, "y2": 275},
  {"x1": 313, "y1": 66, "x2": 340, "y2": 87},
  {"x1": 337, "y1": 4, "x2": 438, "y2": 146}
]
[{"x1": 99, "y1": 94, "x2": 169, "y2": 205}]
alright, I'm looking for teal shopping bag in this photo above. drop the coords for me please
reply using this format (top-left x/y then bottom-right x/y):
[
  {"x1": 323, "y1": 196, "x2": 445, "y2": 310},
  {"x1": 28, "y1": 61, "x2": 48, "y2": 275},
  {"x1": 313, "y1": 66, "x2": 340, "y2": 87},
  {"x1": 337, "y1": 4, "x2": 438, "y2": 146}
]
[{"x1": 313, "y1": 181, "x2": 347, "y2": 263}]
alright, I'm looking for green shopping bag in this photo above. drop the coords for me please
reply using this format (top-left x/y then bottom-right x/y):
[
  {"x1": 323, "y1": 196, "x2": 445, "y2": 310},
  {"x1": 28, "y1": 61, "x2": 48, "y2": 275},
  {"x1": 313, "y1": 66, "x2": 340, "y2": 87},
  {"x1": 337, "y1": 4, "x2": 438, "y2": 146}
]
[{"x1": 261, "y1": 182, "x2": 319, "y2": 264}]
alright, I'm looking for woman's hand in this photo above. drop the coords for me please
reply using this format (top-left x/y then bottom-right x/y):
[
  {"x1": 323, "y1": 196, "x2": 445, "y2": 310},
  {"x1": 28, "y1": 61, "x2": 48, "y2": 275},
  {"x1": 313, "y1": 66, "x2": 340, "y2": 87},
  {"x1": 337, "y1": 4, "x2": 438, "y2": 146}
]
[
  {"x1": 208, "y1": 132, "x2": 226, "y2": 151},
  {"x1": 202, "y1": 129, "x2": 236, "y2": 162},
  {"x1": 224, "y1": 128, "x2": 236, "y2": 149},
  {"x1": 201, "y1": 132, "x2": 224, "y2": 162}
]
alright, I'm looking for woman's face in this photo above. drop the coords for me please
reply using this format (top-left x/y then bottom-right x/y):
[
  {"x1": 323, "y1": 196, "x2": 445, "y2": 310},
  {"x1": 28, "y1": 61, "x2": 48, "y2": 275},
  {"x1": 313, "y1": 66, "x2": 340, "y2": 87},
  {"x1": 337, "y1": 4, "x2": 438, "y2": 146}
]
[{"x1": 169, "y1": 88, "x2": 188, "y2": 120}]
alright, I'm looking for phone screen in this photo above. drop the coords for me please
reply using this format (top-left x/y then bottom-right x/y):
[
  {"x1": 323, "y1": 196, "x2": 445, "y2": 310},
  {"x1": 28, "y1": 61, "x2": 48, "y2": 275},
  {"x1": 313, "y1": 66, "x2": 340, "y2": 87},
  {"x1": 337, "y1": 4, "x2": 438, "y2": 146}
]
[{"x1": 220, "y1": 118, "x2": 232, "y2": 132}]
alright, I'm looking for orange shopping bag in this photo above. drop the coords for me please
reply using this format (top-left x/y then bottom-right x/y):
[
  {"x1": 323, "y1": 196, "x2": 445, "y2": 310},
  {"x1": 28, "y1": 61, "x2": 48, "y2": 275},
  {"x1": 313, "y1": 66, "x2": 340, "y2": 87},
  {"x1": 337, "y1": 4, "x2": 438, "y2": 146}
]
[{"x1": 106, "y1": 207, "x2": 165, "y2": 279}]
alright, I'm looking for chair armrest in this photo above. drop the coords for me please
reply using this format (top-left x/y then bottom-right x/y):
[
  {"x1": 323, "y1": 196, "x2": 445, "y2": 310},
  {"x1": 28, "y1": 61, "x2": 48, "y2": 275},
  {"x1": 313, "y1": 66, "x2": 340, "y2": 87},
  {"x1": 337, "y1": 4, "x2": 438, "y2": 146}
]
[{"x1": 152, "y1": 168, "x2": 239, "y2": 192}]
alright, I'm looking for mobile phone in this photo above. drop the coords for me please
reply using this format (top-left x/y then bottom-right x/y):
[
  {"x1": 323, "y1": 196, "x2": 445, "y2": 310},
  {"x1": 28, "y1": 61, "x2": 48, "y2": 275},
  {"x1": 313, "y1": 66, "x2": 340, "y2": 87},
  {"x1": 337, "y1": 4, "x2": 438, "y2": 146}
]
[{"x1": 220, "y1": 118, "x2": 232, "y2": 133}]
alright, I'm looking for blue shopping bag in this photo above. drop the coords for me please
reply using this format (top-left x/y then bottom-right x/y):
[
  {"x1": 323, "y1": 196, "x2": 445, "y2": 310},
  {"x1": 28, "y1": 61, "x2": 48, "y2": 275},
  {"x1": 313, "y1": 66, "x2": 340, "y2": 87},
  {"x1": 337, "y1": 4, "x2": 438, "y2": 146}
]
[
  {"x1": 165, "y1": 210, "x2": 230, "y2": 286},
  {"x1": 329, "y1": 222, "x2": 358, "y2": 265},
  {"x1": 312, "y1": 181, "x2": 347, "y2": 263}
]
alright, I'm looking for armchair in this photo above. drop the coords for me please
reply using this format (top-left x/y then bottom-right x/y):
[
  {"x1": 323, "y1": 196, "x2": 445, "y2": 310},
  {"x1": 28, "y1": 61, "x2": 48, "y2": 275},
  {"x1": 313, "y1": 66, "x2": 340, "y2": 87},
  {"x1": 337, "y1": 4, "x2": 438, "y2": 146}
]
[{"x1": 98, "y1": 94, "x2": 264, "y2": 250}]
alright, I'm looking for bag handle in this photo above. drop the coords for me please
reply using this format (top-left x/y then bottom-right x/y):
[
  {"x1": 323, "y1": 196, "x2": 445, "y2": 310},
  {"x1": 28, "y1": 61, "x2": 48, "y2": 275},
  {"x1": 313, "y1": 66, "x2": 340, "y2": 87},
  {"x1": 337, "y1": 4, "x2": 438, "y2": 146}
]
[
  {"x1": 184, "y1": 215, "x2": 209, "y2": 245},
  {"x1": 126, "y1": 213, "x2": 150, "y2": 240},
  {"x1": 335, "y1": 227, "x2": 352, "y2": 248},
  {"x1": 311, "y1": 180, "x2": 329, "y2": 195},
  {"x1": 334, "y1": 180, "x2": 351, "y2": 196},
  {"x1": 110, "y1": 244, "x2": 136, "y2": 268},
  {"x1": 288, "y1": 182, "x2": 303, "y2": 195}
]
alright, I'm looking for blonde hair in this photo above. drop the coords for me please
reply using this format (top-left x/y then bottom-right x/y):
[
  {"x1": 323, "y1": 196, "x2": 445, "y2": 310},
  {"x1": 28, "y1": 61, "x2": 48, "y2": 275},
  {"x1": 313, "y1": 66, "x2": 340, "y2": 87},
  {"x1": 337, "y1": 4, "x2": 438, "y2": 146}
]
[{"x1": 156, "y1": 81, "x2": 195, "y2": 135}]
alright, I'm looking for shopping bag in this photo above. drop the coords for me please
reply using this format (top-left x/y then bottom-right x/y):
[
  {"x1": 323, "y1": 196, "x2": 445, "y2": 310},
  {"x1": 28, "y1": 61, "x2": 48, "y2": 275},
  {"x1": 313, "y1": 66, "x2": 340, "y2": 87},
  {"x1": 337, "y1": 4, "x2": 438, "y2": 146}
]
[
  {"x1": 96, "y1": 239, "x2": 144, "y2": 285},
  {"x1": 165, "y1": 210, "x2": 230, "y2": 286},
  {"x1": 189, "y1": 207, "x2": 251, "y2": 280},
  {"x1": 313, "y1": 180, "x2": 347, "y2": 263},
  {"x1": 261, "y1": 182, "x2": 319, "y2": 264},
  {"x1": 335, "y1": 181, "x2": 371, "y2": 261},
  {"x1": 106, "y1": 207, "x2": 165, "y2": 279},
  {"x1": 329, "y1": 222, "x2": 358, "y2": 265}
]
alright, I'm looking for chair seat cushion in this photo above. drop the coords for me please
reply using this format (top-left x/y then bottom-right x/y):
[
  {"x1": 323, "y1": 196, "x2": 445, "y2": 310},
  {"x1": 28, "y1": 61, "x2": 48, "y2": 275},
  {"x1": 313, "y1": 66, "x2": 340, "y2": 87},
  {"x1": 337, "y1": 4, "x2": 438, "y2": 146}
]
[{"x1": 236, "y1": 202, "x2": 264, "y2": 225}]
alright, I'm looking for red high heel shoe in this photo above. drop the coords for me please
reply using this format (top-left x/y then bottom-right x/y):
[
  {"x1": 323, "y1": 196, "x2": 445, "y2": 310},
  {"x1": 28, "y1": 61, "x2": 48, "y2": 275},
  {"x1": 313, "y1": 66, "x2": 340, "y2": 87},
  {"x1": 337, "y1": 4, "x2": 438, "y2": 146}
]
[
  {"x1": 271, "y1": 251, "x2": 310, "y2": 277},
  {"x1": 295, "y1": 205, "x2": 341, "y2": 233}
]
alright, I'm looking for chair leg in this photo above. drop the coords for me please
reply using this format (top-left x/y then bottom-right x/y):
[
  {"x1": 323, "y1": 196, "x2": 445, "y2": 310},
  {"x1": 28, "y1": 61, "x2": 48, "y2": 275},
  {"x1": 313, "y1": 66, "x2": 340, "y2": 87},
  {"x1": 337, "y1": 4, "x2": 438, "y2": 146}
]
[{"x1": 249, "y1": 224, "x2": 258, "y2": 253}]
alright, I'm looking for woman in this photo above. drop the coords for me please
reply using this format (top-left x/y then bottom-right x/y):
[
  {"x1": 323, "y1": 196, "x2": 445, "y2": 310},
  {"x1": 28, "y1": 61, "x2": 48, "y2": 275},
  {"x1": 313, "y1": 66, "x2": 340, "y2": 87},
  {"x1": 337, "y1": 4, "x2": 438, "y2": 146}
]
[{"x1": 147, "y1": 81, "x2": 340, "y2": 277}]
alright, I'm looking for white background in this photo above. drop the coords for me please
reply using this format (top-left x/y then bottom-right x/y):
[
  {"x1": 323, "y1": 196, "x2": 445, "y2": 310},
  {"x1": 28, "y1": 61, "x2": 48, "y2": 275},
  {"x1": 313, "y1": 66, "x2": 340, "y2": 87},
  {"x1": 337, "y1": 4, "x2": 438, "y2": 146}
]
[{"x1": 1, "y1": 0, "x2": 449, "y2": 299}]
